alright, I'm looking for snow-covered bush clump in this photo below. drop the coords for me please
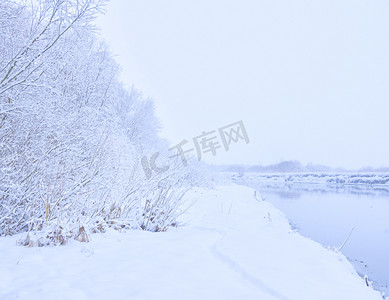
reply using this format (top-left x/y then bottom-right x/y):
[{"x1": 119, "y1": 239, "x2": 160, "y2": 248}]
[{"x1": 0, "y1": 0, "x2": 201, "y2": 245}]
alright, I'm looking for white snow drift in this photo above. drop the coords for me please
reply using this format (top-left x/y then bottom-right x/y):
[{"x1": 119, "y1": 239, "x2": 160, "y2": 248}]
[{"x1": 0, "y1": 184, "x2": 382, "y2": 300}]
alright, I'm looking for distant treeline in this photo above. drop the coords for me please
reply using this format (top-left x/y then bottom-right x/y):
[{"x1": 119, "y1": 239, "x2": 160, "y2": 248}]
[{"x1": 211, "y1": 161, "x2": 389, "y2": 173}]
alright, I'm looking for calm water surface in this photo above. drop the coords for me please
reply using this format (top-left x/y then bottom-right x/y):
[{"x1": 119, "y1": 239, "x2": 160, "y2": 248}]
[{"x1": 235, "y1": 175, "x2": 389, "y2": 295}]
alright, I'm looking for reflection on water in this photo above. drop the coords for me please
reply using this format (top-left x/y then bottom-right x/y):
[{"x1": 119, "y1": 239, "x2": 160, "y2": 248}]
[{"x1": 232, "y1": 173, "x2": 389, "y2": 296}]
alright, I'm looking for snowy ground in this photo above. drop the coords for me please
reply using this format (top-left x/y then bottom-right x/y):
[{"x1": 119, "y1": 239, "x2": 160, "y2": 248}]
[
  {"x1": 0, "y1": 185, "x2": 383, "y2": 300},
  {"x1": 232, "y1": 172, "x2": 389, "y2": 186}
]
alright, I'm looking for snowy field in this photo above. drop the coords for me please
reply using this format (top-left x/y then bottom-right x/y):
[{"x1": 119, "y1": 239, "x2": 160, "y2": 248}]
[
  {"x1": 232, "y1": 172, "x2": 389, "y2": 187},
  {"x1": 0, "y1": 185, "x2": 383, "y2": 300}
]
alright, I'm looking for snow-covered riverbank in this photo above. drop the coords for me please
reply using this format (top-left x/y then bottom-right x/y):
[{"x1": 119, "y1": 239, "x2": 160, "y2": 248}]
[{"x1": 0, "y1": 185, "x2": 383, "y2": 299}]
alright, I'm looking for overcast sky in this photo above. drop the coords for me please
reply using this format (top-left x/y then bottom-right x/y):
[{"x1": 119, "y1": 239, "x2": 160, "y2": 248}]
[{"x1": 97, "y1": 0, "x2": 389, "y2": 169}]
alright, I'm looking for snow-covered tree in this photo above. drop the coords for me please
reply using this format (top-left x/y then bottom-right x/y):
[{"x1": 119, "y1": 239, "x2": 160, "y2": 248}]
[{"x1": 0, "y1": 0, "x2": 201, "y2": 245}]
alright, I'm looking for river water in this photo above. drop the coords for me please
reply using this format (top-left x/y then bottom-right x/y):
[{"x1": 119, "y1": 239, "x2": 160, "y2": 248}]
[{"x1": 233, "y1": 173, "x2": 389, "y2": 295}]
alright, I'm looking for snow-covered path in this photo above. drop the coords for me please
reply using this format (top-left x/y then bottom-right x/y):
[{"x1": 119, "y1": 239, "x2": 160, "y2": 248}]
[{"x1": 0, "y1": 185, "x2": 383, "y2": 299}]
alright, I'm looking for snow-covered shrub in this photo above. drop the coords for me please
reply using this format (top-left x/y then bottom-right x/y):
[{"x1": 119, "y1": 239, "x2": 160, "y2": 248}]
[{"x1": 0, "y1": 0, "x2": 202, "y2": 245}]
